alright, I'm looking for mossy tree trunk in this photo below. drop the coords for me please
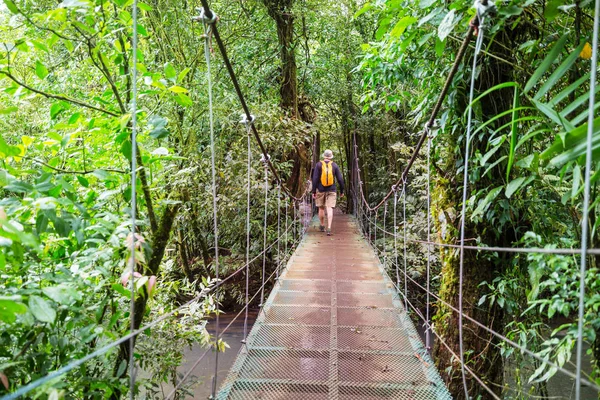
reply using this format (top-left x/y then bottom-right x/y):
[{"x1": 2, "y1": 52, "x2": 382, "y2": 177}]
[{"x1": 432, "y1": 27, "x2": 521, "y2": 399}]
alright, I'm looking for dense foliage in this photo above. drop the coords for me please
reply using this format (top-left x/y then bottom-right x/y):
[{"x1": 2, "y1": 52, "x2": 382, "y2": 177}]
[{"x1": 0, "y1": 0, "x2": 599, "y2": 398}]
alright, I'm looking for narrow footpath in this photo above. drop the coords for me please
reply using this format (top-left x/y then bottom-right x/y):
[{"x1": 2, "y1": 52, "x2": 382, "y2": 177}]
[{"x1": 216, "y1": 212, "x2": 451, "y2": 399}]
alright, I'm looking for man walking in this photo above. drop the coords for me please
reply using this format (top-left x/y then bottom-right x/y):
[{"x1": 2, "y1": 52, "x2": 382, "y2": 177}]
[{"x1": 312, "y1": 149, "x2": 345, "y2": 236}]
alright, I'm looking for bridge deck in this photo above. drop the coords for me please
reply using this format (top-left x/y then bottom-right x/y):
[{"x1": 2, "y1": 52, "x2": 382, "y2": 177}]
[{"x1": 217, "y1": 213, "x2": 451, "y2": 399}]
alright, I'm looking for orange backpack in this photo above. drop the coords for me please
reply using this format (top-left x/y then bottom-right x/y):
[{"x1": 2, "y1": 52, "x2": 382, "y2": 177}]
[{"x1": 320, "y1": 160, "x2": 334, "y2": 187}]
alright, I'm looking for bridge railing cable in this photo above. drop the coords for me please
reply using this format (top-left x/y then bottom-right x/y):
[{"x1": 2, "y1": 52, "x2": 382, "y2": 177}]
[{"x1": 352, "y1": 0, "x2": 600, "y2": 396}]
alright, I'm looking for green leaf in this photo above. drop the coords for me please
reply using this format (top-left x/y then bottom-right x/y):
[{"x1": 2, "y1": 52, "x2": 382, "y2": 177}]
[
  {"x1": 473, "y1": 186, "x2": 503, "y2": 219},
  {"x1": 174, "y1": 93, "x2": 193, "y2": 107},
  {"x1": 390, "y1": 16, "x2": 417, "y2": 38},
  {"x1": 42, "y1": 284, "x2": 81, "y2": 305},
  {"x1": 177, "y1": 67, "x2": 191, "y2": 83},
  {"x1": 121, "y1": 140, "x2": 132, "y2": 160},
  {"x1": 544, "y1": 0, "x2": 563, "y2": 21},
  {"x1": 534, "y1": 41, "x2": 586, "y2": 101},
  {"x1": 148, "y1": 115, "x2": 169, "y2": 139},
  {"x1": 0, "y1": 107, "x2": 18, "y2": 114},
  {"x1": 50, "y1": 102, "x2": 65, "y2": 119},
  {"x1": 524, "y1": 33, "x2": 569, "y2": 94},
  {"x1": 437, "y1": 9, "x2": 456, "y2": 41},
  {"x1": 0, "y1": 297, "x2": 27, "y2": 324},
  {"x1": 419, "y1": 0, "x2": 436, "y2": 8},
  {"x1": 375, "y1": 17, "x2": 391, "y2": 40},
  {"x1": 164, "y1": 63, "x2": 177, "y2": 80},
  {"x1": 4, "y1": 0, "x2": 19, "y2": 14},
  {"x1": 111, "y1": 283, "x2": 131, "y2": 298},
  {"x1": 29, "y1": 295, "x2": 56, "y2": 324},
  {"x1": 168, "y1": 85, "x2": 188, "y2": 93},
  {"x1": 505, "y1": 176, "x2": 534, "y2": 198},
  {"x1": 506, "y1": 86, "x2": 519, "y2": 180},
  {"x1": 76, "y1": 175, "x2": 89, "y2": 187},
  {"x1": 353, "y1": 2, "x2": 373, "y2": 19},
  {"x1": 35, "y1": 61, "x2": 49, "y2": 80},
  {"x1": 435, "y1": 37, "x2": 445, "y2": 57}
]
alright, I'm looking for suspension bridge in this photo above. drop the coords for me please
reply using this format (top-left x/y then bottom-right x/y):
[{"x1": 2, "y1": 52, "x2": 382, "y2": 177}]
[
  {"x1": 2, "y1": 0, "x2": 600, "y2": 398},
  {"x1": 216, "y1": 212, "x2": 450, "y2": 399}
]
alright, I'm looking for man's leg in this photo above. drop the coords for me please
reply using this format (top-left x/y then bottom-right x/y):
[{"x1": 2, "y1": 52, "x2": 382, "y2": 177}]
[
  {"x1": 326, "y1": 206, "x2": 334, "y2": 230},
  {"x1": 319, "y1": 207, "x2": 325, "y2": 227}
]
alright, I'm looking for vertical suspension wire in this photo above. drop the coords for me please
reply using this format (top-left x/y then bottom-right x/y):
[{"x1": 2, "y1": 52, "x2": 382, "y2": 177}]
[
  {"x1": 383, "y1": 202, "x2": 388, "y2": 268},
  {"x1": 285, "y1": 200, "x2": 289, "y2": 260},
  {"x1": 276, "y1": 184, "x2": 281, "y2": 280},
  {"x1": 128, "y1": 1, "x2": 139, "y2": 398},
  {"x1": 201, "y1": 11, "x2": 221, "y2": 399},
  {"x1": 368, "y1": 209, "x2": 372, "y2": 245},
  {"x1": 242, "y1": 117, "x2": 252, "y2": 344},
  {"x1": 458, "y1": 14, "x2": 487, "y2": 399},
  {"x1": 260, "y1": 156, "x2": 269, "y2": 307},
  {"x1": 374, "y1": 209, "x2": 378, "y2": 254},
  {"x1": 402, "y1": 182, "x2": 408, "y2": 311},
  {"x1": 575, "y1": 0, "x2": 599, "y2": 397},
  {"x1": 393, "y1": 188, "x2": 400, "y2": 290},
  {"x1": 425, "y1": 134, "x2": 432, "y2": 353}
]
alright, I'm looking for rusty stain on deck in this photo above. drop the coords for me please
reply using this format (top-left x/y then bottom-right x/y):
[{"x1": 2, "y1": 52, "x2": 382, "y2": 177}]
[{"x1": 216, "y1": 213, "x2": 451, "y2": 399}]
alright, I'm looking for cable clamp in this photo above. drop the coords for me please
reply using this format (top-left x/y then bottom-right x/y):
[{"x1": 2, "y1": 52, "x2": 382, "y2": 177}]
[
  {"x1": 192, "y1": 7, "x2": 218, "y2": 24},
  {"x1": 260, "y1": 154, "x2": 271, "y2": 165},
  {"x1": 424, "y1": 124, "x2": 435, "y2": 140},
  {"x1": 474, "y1": 0, "x2": 496, "y2": 18},
  {"x1": 240, "y1": 113, "x2": 256, "y2": 126},
  {"x1": 470, "y1": 0, "x2": 495, "y2": 32}
]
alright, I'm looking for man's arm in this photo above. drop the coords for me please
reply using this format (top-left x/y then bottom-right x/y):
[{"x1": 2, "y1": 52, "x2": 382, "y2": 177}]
[
  {"x1": 311, "y1": 162, "x2": 321, "y2": 194},
  {"x1": 335, "y1": 163, "x2": 345, "y2": 193}
]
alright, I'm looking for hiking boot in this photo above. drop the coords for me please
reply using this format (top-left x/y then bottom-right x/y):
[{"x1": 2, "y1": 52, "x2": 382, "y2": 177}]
[
  {"x1": 327, "y1": 229, "x2": 332, "y2": 236},
  {"x1": 319, "y1": 225, "x2": 325, "y2": 232}
]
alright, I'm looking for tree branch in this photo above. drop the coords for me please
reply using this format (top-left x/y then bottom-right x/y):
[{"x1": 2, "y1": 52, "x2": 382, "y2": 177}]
[
  {"x1": 0, "y1": 70, "x2": 120, "y2": 117},
  {"x1": 23, "y1": 157, "x2": 127, "y2": 174}
]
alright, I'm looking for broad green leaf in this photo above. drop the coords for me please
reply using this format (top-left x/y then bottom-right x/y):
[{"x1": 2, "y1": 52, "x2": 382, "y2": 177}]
[
  {"x1": 437, "y1": 9, "x2": 456, "y2": 41},
  {"x1": 419, "y1": 0, "x2": 436, "y2": 8},
  {"x1": 148, "y1": 115, "x2": 169, "y2": 139},
  {"x1": 435, "y1": 37, "x2": 445, "y2": 57},
  {"x1": 29, "y1": 295, "x2": 56, "y2": 323},
  {"x1": 35, "y1": 61, "x2": 49, "y2": 80},
  {"x1": 164, "y1": 63, "x2": 177, "y2": 80},
  {"x1": 175, "y1": 93, "x2": 193, "y2": 107},
  {"x1": 76, "y1": 175, "x2": 89, "y2": 187},
  {"x1": 544, "y1": 0, "x2": 563, "y2": 21},
  {"x1": 375, "y1": 17, "x2": 391, "y2": 40},
  {"x1": 177, "y1": 67, "x2": 191, "y2": 83},
  {"x1": 505, "y1": 176, "x2": 534, "y2": 198},
  {"x1": 42, "y1": 284, "x2": 81, "y2": 305},
  {"x1": 0, "y1": 297, "x2": 27, "y2": 324},
  {"x1": 4, "y1": 0, "x2": 19, "y2": 13},
  {"x1": 473, "y1": 186, "x2": 503, "y2": 218},
  {"x1": 390, "y1": 16, "x2": 417, "y2": 37}
]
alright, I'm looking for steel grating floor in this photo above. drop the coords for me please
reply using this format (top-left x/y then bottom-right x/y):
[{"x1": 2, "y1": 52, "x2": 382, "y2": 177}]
[{"x1": 216, "y1": 213, "x2": 451, "y2": 399}]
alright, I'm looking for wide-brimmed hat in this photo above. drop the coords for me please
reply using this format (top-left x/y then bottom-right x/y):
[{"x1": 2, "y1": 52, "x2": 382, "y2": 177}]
[{"x1": 322, "y1": 149, "x2": 333, "y2": 159}]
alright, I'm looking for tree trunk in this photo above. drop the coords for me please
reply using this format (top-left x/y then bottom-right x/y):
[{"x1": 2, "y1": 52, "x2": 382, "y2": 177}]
[
  {"x1": 432, "y1": 27, "x2": 519, "y2": 398},
  {"x1": 263, "y1": 0, "x2": 298, "y2": 117},
  {"x1": 111, "y1": 204, "x2": 181, "y2": 399}
]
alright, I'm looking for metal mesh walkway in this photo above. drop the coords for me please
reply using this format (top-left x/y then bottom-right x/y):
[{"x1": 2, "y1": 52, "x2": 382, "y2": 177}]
[{"x1": 216, "y1": 213, "x2": 451, "y2": 399}]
